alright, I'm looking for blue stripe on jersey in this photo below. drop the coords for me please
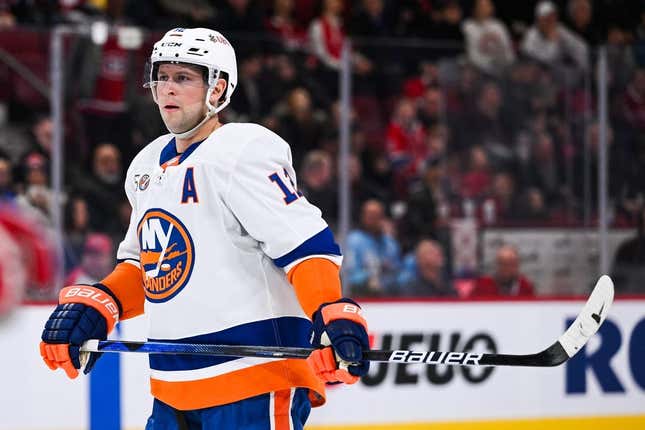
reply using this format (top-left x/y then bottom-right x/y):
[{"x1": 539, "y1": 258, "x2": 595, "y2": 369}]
[
  {"x1": 148, "y1": 316, "x2": 312, "y2": 371},
  {"x1": 273, "y1": 227, "x2": 341, "y2": 268},
  {"x1": 159, "y1": 137, "x2": 206, "y2": 166}
]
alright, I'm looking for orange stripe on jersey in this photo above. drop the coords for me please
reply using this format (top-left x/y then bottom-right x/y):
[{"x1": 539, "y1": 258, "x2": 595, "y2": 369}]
[
  {"x1": 161, "y1": 155, "x2": 181, "y2": 170},
  {"x1": 273, "y1": 389, "x2": 292, "y2": 430},
  {"x1": 150, "y1": 359, "x2": 325, "y2": 411},
  {"x1": 99, "y1": 262, "x2": 145, "y2": 320},
  {"x1": 287, "y1": 258, "x2": 342, "y2": 318}
]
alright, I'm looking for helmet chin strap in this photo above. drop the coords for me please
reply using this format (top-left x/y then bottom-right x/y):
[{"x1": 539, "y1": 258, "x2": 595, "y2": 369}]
[
  {"x1": 171, "y1": 109, "x2": 216, "y2": 140},
  {"x1": 168, "y1": 86, "x2": 219, "y2": 140}
]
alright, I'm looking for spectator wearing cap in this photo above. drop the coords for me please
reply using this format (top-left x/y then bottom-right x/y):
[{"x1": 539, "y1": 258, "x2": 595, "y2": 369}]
[
  {"x1": 462, "y1": 0, "x2": 515, "y2": 77},
  {"x1": 65, "y1": 233, "x2": 114, "y2": 285},
  {"x1": 471, "y1": 245, "x2": 535, "y2": 297},
  {"x1": 521, "y1": 0, "x2": 589, "y2": 72}
]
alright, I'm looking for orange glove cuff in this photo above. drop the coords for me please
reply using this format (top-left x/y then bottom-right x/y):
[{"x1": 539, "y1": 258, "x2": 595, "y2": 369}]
[
  {"x1": 59, "y1": 286, "x2": 119, "y2": 333},
  {"x1": 320, "y1": 301, "x2": 367, "y2": 329}
]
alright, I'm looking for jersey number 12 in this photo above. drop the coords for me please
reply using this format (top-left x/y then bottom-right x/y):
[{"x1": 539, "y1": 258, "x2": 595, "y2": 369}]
[{"x1": 269, "y1": 168, "x2": 303, "y2": 204}]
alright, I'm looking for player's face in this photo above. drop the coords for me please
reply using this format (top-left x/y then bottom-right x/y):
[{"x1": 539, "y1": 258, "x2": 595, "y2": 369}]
[{"x1": 155, "y1": 64, "x2": 208, "y2": 134}]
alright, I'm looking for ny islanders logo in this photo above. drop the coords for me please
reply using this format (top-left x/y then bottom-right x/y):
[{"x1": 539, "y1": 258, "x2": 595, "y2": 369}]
[{"x1": 137, "y1": 208, "x2": 195, "y2": 302}]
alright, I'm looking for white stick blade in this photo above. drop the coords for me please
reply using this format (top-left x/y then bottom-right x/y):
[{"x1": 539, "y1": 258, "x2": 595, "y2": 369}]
[{"x1": 558, "y1": 274, "x2": 615, "y2": 357}]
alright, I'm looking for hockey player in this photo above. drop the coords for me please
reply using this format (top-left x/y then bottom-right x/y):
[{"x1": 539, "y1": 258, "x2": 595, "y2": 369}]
[{"x1": 39, "y1": 28, "x2": 370, "y2": 429}]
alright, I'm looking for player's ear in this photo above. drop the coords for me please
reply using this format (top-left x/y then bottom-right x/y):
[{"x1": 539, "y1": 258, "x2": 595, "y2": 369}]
[{"x1": 209, "y1": 78, "x2": 227, "y2": 106}]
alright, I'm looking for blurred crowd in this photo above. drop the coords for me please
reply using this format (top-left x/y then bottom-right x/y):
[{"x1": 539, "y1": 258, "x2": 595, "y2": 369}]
[{"x1": 2, "y1": 0, "x2": 645, "y2": 298}]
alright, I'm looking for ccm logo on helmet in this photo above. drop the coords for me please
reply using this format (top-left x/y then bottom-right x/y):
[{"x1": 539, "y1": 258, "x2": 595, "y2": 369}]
[{"x1": 161, "y1": 42, "x2": 182, "y2": 47}]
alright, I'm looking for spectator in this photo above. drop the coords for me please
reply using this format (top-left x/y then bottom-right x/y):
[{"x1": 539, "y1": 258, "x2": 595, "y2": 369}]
[
  {"x1": 308, "y1": 0, "x2": 345, "y2": 70},
  {"x1": 622, "y1": 68, "x2": 645, "y2": 132},
  {"x1": 308, "y1": 0, "x2": 373, "y2": 92},
  {"x1": 471, "y1": 245, "x2": 535, "y2": 297},
  {"x1": 0, "y1": 155, "x2": 16, "y2": 202},
  {"x1": 63, "y1": 195, "x2": 91, "y2": 273},
  {"x1": 15, "y1": 152, "x2": 55, "y2": 223},
  {"x1": 462, "y1": 0, "x2": 515, "y2": 77},
  {"x1": 565, "y1": 0, "x2": 602, "y2": 46},
  {"x1": 521, "y1": 0, "x2": 589, "y2": 72},
  {"x1": 229, "y1": 51, "x2": 267, "y2": 122},
  {"x1": 72, "y1": 143, "x2": 125, "y2": 235},
  {"x1": 426, "y1": 0, "x2": 464, "y2": 46},
  {"x1": 345, "y1": 199, "x2": 401, "y2": 296},
  {"x1": 517, "y1": 187, "x2": 550, "y2": 221},
  {"x1": 265, "y1": 0, "x2": 307, "y2": 50},
  {"x1": 456, "y1": 81, "x2": 513, "y2": 165},
  {"x1": 275, "y1": 87, "x2": 327, "y2": 170},
  {"x1": 399, "y1": 156, "x2": 449, "y2": 251},
  {"x1": 417, "y1": 86, "x2": 444, "y2": 128},
  {"x1": 157, "y1": 0, "x2": 215, "y2": 27},
  {"x1": 459, "y1": 145, "x2": 492, "y2": 201},
  {"x1": 71, "y1": 34, "x2": 137, "y2": 161},
  {"x1": 399, "y1": 239, "x2": 456, "y2": 297},
  {"x1": 386, "y1": 98, "x2": 426, "y2": 170},
  {"x1": 214, "y1": 0, "x2": 266, "y2": 38},
  {"x1": 348, "y1": 153, "x2": 390, "y2": 222},
  {"x1": 19, "y1": 113, "x2": 52, "y2": 165},
  {"x1": 299, "y1": 150, "x2": 337, "y2": 228},
  {"x1": 402, "y1": 61, "x2": 440, "y2": 100},
  {"x1": 521, "y1": 131, "x2": 565, "y2": 207},
  {"x1": 349, "y1": 0, "x2": 392, "y2": 39},
  {"x1": 611, "y1": 205, "x2": 645, "y2": 294},
  {"x1": 606, "y1": 25, "x2": 636, "y2": 91},
  {"x1": 65, "y1": 233, "x2": 114, "y2": 285},
  {"x1": 486, "y1": 171, "x2": 520, "y2": 224}
]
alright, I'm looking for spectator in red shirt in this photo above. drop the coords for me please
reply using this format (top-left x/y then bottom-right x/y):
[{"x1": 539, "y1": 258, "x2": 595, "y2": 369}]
[
  {"x1": 472, "y1": 245, "x2": 535, "y2": 297},
  {"x1": 266, "y1": 0, "x2": 307, "y2": 50}
]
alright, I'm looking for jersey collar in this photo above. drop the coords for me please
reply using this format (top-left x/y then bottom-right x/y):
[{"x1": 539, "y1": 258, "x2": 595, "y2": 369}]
[{"x1": 159, "y1": 137, "x2": 206, "y2": 169}]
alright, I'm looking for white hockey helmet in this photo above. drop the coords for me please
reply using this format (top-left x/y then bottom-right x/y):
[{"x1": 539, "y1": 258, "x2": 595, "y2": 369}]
[{"x1": 146, "y1": 28, "x2": 238, "y2": 138}]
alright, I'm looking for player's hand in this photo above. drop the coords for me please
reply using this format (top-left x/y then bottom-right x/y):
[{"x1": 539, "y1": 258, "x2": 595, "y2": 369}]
[
  {"x1": 40, "y1": 285, "x2": 119, "y2": 378},
  {"x1": 307, "y1": 298, "x2": 369, "y2": 384}
]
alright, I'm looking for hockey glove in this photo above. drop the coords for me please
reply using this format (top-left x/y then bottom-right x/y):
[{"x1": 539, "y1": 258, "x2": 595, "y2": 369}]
[
  {"x1": 40, "y1": 285, "x2": 119, "y2": 378},
  {"x1": 307, "y1": 298, "x2": 370, "y2": 384}
]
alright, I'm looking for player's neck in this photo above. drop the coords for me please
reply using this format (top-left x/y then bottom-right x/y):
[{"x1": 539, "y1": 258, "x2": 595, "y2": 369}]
[{"x1": 175, "y1": 117, "x2": 222, "y2": 153}]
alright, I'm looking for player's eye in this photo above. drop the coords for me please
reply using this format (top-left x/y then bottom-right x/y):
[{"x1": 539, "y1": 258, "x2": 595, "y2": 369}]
[
  {"x1": 158, "y1": 75, "x2": 169, "y2": 82},
  {"x1": 176, "y1": 74, "x2": 191, "y2": 83}
]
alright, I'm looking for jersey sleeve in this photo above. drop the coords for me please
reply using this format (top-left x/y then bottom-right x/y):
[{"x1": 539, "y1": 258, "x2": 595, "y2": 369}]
[{"x1": 224, "y1": 134, "x2": 342, "y2": 270}]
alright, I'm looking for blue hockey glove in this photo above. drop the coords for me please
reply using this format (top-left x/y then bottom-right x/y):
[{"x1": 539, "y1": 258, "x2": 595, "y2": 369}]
[
  {"x1": 307, "y1": 298, "x2": 370, "y2": 384},
  {"x1": 40, "y1": 285, "x2": 119, "y2": 378}
]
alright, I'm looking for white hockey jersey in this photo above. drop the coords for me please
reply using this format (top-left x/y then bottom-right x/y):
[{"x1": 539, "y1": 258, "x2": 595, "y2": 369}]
[{"x1": 116, "y1": 122, "x2": 341, "y2": 410}]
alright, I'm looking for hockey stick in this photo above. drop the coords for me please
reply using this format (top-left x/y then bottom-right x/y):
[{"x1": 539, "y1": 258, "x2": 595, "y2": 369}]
[{"x1": 80, "y1": 275, "x2": 614, "y2": 367}]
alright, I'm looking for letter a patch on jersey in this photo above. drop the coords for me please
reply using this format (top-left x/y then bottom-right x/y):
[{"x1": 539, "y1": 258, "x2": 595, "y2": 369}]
[
  {"x1": 137, "y1": 208, "x2": 195, "y2": 302},
  {"x1": 181, "y1": 167, "x2": 199, "y2": 204}
]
